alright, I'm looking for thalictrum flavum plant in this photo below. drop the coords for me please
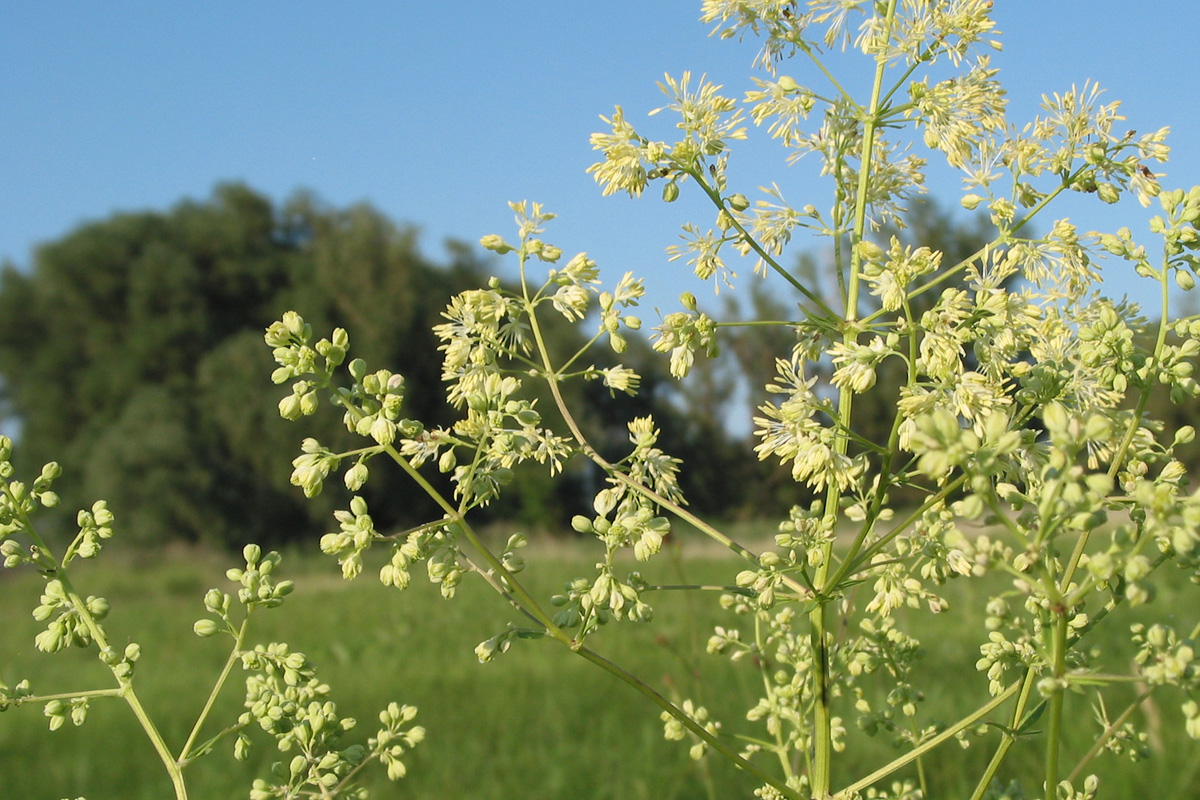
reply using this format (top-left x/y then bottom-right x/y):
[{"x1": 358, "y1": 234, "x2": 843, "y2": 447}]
[
  {"x1": 0, "y1": 436, "x2": 423, "y2": 800},
  {"x1": 6, "y1": 3, "x2": 1200, "y2": 800},
  {"x1": 267, "y1": 3, "x2": 1200, "y2": 798}
]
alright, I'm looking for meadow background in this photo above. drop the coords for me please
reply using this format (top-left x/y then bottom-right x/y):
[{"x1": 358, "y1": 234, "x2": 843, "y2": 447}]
[{"x1": 3, "y1": 526, "x2": 1199, "y2": 799}]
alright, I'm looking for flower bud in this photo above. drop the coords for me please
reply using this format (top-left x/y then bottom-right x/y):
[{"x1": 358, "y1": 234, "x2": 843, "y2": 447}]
[
  {"x1": 479, "y1": 234, "x2": 513, "y2": 254},
  {"x1": 370, "y1": 417, "x2": 397, "y2": 446},
  {"x1": 856, "y1": 240, "x2": 885, "y2": 262},
  {"x1": 662, "y1": 181, "x2": 680, "y2": 203},
  {"x1": 344, "y1": 462, "x2": 369, "y2": 491},
  {"x1": 193, "y1": 619, "x2": 220, "y2": 637}
]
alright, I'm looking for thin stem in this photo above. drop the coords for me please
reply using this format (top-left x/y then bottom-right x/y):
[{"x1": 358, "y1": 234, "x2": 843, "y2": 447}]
[
  {"x1": 642, "y1": 583, "x2": 755, "y2": 595},
  {"x1": 1066, "y1": 688, "x2": 1155, "y2": 784},
  {"x1": 689, "y1": 169, "x2": 840, "y2": 323},
  {"x1": 13, "y1": 687, "x2": 123, "y2": 704},
  {"x1": 967, "y1": 670, "x2": 1039, "y2": 800},
  {"x1": 860, "y1": 180, "x2": 1073, "y2": 329},
  {"x1": 517, "y1": 259, "x2": 814, "y2": 600},
  {"x1": 839, "y1": 679, "x2": 1022, "y2": 796},
  {"x1": 1060, "y1": 244, "x2": 1172, "y2": 591},
  {"x1": 574, "y1": 645, "x2": 804, "y2": 800},
  {"x1": 9, "y1": 488, "x2": 189, "y2": 800},
  {"x1": 179, "y1": 617, "x2": 251, "y2": 765}
]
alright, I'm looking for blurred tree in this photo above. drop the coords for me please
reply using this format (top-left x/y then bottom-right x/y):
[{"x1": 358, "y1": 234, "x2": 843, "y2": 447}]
[
  {"x1": 0, "y1": 184, "x2": 493, "y2": 546},
  {"x1": 0, "y1": 187, "x2": 1021, "y2": 546}
]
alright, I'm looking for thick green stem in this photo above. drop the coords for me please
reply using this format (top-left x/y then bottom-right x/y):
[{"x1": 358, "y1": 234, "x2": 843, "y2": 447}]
[
  {"x1": 1044, "y1": 613, "x2": 1069, "y2": 798},
  {"x1": 810, "y1": 7, "x2": 899, "y2": 797}
]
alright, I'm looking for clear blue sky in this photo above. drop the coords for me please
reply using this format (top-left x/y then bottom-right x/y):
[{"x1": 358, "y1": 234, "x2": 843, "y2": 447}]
[{"x1": 1, "y1": 2, "x2": 1196, "y2": 314}]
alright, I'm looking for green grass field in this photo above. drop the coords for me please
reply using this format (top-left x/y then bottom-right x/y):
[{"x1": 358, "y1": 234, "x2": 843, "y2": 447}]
[{"x1": 2, "y1": 533, "x2": 1199, "y2": 799}]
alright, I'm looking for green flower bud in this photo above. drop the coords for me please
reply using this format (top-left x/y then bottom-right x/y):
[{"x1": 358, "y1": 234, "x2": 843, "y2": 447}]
[
  {"x1": 727, "y1": 193, "x2": 750, "y2": 211},
  {"x1": 662, "y1": 181, "x2": 680, "y2": 203},
  {"x1": 856, "y1": 240, "x2": 885, "y2": 262},
  {"x1": 1097, "y1": 182, "x2": 1120, "y2": 204},
  {"x1": 193, "y1": 619, "x2": 220, "y2": 637},
  {"x1": 961, "y1": 193, "x2": 983, "y2": 210},
  {"x1": 777, "y1": 75, "x2": 800, "y2": 93},
  {"x1": 479, "y1": 234, "x2": 513, "y2": 254},
  {"x1": 86, "y1": 596, "x2": 110, "y2": 619},
  {"x1": 515, "y1": 409, "x2": 541, "y2": 427},
  {"x1": 234, "y1": 733, "x2": 252, "y2": 761},
  {"x1": 344, "y1": 462, "x2": 369, "y2": 491},
  {"x1": 370, "y1": 417, "x2": 397, "y2": 446},
  {"x1": 278, "y1": 394, "x2": 302, "y2": 420}
]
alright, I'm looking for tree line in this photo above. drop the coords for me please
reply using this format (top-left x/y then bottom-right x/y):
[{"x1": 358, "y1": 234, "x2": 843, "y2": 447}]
[{"x1": 2, "y1": 184, "x2": 1191, "y2": 547}]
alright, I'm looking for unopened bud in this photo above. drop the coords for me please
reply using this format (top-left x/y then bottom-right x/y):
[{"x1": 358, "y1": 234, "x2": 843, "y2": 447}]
[{"x1": 479, "y1": 234, "x2": 513, "y2": 254}]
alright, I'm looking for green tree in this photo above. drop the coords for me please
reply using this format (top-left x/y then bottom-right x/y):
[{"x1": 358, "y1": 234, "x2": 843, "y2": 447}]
[{"x1": 0, "y1": 184, "x2": 492, "y2": 546}]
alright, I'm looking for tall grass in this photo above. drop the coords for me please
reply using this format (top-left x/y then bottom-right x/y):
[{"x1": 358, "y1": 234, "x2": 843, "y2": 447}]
[{"x1": 2, "y1": 534, "x2": 1197, "y2": 799}]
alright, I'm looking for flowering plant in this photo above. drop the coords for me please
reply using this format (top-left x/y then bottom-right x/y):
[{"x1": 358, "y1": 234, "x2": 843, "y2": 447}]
[
  {"x1": 266, "y1": 2, "x2": 1200, "y2": 798},
  {"x1": 7, "y1": 2, "x2": 1200, "y2": 799},
  {"x1": 0, "y1": 435, "x2": 422, "y2": 800}
]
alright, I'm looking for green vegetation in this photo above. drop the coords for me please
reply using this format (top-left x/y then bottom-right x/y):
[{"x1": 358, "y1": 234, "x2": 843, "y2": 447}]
[
  {"x1": 6, "y1": 3, "x2": 1200, "y2": 799},
  {"x1": 1, "y1": 540, "x2": 1198, "y2": 799}
]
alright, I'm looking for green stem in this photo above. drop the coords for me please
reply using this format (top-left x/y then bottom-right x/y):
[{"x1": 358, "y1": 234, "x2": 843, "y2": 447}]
[
  {"x1": 860, "y1": 180, "x2": 1072, "y2": 329},
  {"x1": 1044, "y1": 613, "x2": 1069, "y2": 798},
  {"x1": 689, "y1": 169, "x2": 840, "y2": 323},
  {"x1": 1060, "y1": 244, "x2": 1172, "y2": 591},
  {"x1": 10, "y1": 489, "x2": 189, "y2": 800},
  {"x1": 15, "y1": 687, "x2": 123, "y2": 704},
  {"x1": 516, "y1": 256, "x2": 815, "y2": 601},
  {"x1": 834, "y1": 474, "x2": 969, "y2": 586},
  {"x1": 1066, "y1": 688, "x2": 1155, "y2": 784},
  {"x1": 967, "y1": 670, "x2": 1039, "y2": 800},
  {"x1": 574, "y1": 644, "x2": 804, "y2": 800},
  {"x1": 840, "y1": 679, "x2": 1022, "y2": 796},
  {"x1": 811, "y1": 7, "x2": 899, "y2": 797},
  {"x1": 179, "y1": 617, "x2": 251, "y2": 765}
]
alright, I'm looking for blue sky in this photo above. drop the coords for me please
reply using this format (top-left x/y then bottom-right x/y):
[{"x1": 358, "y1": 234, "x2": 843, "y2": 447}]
[{"x1": 1, "y1": 2, "x2": 1196, "y2": 314}]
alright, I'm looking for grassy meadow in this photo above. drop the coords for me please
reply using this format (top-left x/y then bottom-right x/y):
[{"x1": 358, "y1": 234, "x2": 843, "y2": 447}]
[{"x1": 2, "y1": 529, "x2": 1200, "y2": 799}]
